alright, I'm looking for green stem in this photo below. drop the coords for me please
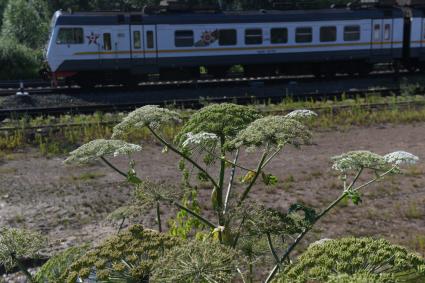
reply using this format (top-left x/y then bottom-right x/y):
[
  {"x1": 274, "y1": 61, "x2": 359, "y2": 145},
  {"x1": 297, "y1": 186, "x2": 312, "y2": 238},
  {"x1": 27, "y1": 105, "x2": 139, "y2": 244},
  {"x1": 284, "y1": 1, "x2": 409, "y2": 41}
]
[
  {"x1": 217, "y1": 136, "x2": 226, "y2": 225},
  {"x1": 156, "y1": 201, "x2": 162, "y2": 233},
  {"x1": 249, "y1": 263, "x2": 254, "y2": 283},
  {"x1": 118, "y1": 217, "x2": 125, "y2": 234},
  {"x1": 267, "y1": 233, "x2": 280, "y2": 266},
  {"x1": 224, "y1": 149, "x2": 240, "y2": 214},
  {"x1": 238, "y1": 150, "x2": 268, "y2": 206},
  {"x1": 172, "y1": 201, "x2": 216, "y2": 229},
  {"x1": 101, "y1": 157, "x2": 127, "y2": 178},
  {"x1": 147, "y1": 126, "x2": 219, "y2": 189}
]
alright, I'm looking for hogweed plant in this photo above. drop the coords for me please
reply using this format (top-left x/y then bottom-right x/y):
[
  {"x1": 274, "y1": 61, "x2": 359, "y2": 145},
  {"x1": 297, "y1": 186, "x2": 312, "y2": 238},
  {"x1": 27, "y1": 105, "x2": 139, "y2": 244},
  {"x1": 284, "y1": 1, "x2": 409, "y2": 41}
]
[{"x1": 65, "y1": 103, "x2": 421, "y2": 282}]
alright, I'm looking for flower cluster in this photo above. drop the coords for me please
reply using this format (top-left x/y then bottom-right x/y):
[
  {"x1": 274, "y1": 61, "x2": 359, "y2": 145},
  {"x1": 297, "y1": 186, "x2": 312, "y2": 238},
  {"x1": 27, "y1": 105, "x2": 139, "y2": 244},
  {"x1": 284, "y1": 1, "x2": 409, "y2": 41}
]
[
  {"x1": 332, "y1": 150, "x2": 419, "y2": 174},
  {"x1": 230, "y1": 116, "x2": 312, "y2": 150},
  {"x1": 0, "y1": 228, "x2": 46, "y2": 271},
  {"x1": 284, "y1": 109, "x2": 318, "y2": 120},
  {"x1": 151, "y1": 239, "x2": 243, "y2": 283},
  {"x1": 175, "y1": 103, "x2": 261, "y2": 149},
  {"x1": 64, "y1": 139, "x2": 142, "y2": 164},
  {"x1": 384, "y1": 151, "x2": 419, "y2": 166},
  {"x1": 182, "y1": 132, "x2": 219, "y2": 148},
  {"x1": 332, "y1": 151, "x2": 393, "y2": 173},
  {"x1": 61, "y1": 225, "x2": 181, "y2": 282},
  {"x1": 112, "y1": 105, "x2": 181, "y2": 138},
  {"x1": 274, "y1": 237, "x2": 425, "y2": 283}
]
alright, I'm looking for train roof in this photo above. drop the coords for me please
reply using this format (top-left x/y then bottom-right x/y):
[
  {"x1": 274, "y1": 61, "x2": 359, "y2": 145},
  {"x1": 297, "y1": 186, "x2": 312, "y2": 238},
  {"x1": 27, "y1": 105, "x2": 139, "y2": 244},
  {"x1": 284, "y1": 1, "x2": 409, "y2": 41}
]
[{"x1": 53, "y1": 7, "x2": 403, "y2": 26}]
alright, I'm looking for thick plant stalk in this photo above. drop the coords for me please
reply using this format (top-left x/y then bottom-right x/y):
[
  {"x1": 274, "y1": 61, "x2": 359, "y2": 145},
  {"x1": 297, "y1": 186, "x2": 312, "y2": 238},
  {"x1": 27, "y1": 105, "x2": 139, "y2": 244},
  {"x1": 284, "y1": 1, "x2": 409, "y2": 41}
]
[
  {"x1": 223, "y1": 149, "x2": 240, "y2": 214},
  {"x1": 238, "y1": 151, "x2": 268, "y2": 205},
  {"x1": 156, "y1": 201, "x2": 162, "y2": 233}
]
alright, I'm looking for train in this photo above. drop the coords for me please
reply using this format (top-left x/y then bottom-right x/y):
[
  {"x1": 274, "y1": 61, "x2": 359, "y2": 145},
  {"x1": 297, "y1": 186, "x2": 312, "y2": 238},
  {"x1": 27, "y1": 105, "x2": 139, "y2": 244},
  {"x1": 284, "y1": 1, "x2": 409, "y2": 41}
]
[{"x1": 44, "y1": 1, "x2": 425, "y2": 87}]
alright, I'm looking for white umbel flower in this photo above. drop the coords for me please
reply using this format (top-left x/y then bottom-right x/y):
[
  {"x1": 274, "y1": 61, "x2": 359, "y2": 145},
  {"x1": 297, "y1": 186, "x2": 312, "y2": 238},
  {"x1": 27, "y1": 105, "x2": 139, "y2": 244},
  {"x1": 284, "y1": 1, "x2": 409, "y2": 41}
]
[
  {"x1": 285, "y1": 109, "x2": 318, "y2": 120},
  {"x1": 332, "y1": 150, "x2": 390, "y2": 173},
  {"x1": 384, "y1": 151, "x2": 419, "y2": 165},
  {"x1": 112, "y1": 105, "x2": 181, "y2": 138},
  {"x1": 182, "y1": 132, "x2": 218, "y2": 148},
  {"x1": 65, "y1": 139, "x2": 142, "y2": 164}
]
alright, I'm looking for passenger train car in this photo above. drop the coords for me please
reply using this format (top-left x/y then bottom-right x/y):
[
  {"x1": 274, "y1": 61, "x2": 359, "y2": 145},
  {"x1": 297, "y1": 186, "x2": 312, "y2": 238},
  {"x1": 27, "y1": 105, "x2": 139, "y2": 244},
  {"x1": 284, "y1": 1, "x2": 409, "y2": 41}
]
[{"x1": 45, "y1": 5, "x2": 422, "y2": 86}]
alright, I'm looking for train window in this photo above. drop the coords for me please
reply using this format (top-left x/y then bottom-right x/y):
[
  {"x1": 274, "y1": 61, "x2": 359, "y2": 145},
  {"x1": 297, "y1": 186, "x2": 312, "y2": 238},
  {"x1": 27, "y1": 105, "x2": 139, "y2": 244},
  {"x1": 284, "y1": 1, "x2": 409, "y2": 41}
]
[
  {"x1": 175, "y1": 30, "x2": 194, "y2": 47},
  {"x1": 384, "y1": 24, "x2": 391, "y2": 40},
  {"x1": 245, "y1": 29, "x2": 263, "y2": 45},
  {"x1": 133, "y1": 31, "x2": 141, "y2": 49},
  {"x1": 320, "y1": 26, "x2": 337, "y2": 42},
  {"x1": 56, "y1": 28, "x2": 84, "y2": 44},
  {"x1": 219, "y1": 29, "x2": 237, "y2": 46},
  {"x1": 344, "y1": 25, "x2": 360, "y2": 41},
  {"x1": 295, "y1": 27, "x2": 312, "y2": 43},
  {"x1": 271, "y1": 28, "x2": 288, "y2": 44},
  {"x1": 103, "y1": 33, "x2": 112, "y2": 51},
  {"x1": 147, "y1": 31, "x2": 154, "y2": 49}
]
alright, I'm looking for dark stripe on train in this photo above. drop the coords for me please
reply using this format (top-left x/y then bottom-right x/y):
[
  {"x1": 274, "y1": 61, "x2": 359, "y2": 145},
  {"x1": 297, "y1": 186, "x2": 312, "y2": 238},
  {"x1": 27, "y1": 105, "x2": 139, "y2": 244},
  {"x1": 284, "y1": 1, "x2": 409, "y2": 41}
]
[{"x1": 56, "y1": 49, "x2": 403, "y2": 73}]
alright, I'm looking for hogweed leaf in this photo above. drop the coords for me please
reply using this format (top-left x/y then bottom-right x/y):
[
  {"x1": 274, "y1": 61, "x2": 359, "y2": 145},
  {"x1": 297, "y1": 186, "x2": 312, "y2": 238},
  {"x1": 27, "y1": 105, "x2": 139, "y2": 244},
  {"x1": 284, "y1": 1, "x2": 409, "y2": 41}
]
[{"x1": 262, "y1": 172, "x2": 279, "y2": 186}]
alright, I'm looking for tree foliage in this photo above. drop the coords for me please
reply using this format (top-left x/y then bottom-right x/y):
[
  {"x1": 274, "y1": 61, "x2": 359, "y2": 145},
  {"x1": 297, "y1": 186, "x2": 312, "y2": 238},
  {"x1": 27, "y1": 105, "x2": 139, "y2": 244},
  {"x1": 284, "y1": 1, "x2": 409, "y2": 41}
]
[
  {"x1": 0, "y1": 37, "x2": 41, "y2": 79},
  {"x1": 1, "y1": 0, "x2": 49, "y2": 49}
]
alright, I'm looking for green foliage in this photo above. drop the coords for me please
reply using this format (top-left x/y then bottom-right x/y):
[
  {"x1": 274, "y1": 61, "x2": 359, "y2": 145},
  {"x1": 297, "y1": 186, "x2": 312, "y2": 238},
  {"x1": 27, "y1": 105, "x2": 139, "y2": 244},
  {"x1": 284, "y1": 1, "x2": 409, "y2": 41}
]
[
  {"x1": 1, "y1": 0, "x2": 49, "y2": 49},
  {"x1": 0, "y1": 37, "x2": 41, "y2": 79},
  {"x1": 0, "y1": 0, "x2": 8, "y2": 28},
  {"x1": 151, "y1": 239, "x2": 243, "y2": 283},
  {"x1": 35, "y1": 245, "x2": 90, "y2": 283},
  {"x1": 61, "y1": 225, "x2": 181, "y2": 282},
  {"x1": 0, "y1": 227, "x2": 45, "y2": 271},
  {"x1": 275, "y1": 237, "x2": 425, "y2": 283}
]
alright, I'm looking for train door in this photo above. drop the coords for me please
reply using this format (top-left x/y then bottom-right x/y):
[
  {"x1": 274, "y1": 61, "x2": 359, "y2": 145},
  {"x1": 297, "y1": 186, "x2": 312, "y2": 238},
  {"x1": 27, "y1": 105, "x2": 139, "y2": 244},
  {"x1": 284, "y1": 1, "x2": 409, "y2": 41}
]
[
  {"x1": 130, "y1": 25, "x2": 144, "y2": 61},
  {"x1": 143, "y1": 25, "x2": 158, "y2": 65},
  {"x1": 99, "y1": 27, "x2": 129, "y2": 69},
  {"x1": 372, "y1": 20, "x2": 383, "y2": 50},
  {"x1": 372, "y1": 19, "x2": 392, "y2": 56}
]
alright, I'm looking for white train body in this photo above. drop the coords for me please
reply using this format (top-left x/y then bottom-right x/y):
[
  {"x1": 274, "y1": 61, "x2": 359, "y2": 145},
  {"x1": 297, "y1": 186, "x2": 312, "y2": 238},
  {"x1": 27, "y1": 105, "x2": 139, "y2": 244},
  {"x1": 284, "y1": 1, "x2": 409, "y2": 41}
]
[{"x1": 44, "y1": 7, "x2": 424, "y2": 85}]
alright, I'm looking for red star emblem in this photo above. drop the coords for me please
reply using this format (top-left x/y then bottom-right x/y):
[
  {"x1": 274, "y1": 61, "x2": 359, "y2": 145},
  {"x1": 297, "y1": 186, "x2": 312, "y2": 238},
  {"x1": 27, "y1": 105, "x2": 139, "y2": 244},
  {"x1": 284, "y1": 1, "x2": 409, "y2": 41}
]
[{"x1": 86, "y1": 32, "x2": 99, "y2": 45}]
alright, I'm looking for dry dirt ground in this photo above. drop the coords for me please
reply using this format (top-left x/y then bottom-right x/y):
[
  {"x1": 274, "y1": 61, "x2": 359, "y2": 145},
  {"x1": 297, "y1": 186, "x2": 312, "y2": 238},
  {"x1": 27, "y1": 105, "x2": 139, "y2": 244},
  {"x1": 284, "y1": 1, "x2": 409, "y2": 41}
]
[{"x1": 0, "y1": 122, "x2": 424, "y2": 281}]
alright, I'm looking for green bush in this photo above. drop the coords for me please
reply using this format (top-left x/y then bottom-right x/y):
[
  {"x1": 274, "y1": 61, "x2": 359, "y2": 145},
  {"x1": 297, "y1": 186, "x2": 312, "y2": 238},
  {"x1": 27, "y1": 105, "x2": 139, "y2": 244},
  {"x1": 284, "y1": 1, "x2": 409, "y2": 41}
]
[{"x1": 0, "y1": 37, "x2": 41, "y2": 79}]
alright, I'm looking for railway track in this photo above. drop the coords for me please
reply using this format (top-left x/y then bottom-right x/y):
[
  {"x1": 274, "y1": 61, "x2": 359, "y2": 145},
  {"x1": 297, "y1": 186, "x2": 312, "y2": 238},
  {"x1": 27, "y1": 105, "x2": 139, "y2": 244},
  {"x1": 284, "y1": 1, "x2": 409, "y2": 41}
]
[
  {"x1": 0, "y1": 69, "x2": 414, "y2": 97},
  {"x1": 1, "y1": 99, "x2": 424, "y2": 132}
]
